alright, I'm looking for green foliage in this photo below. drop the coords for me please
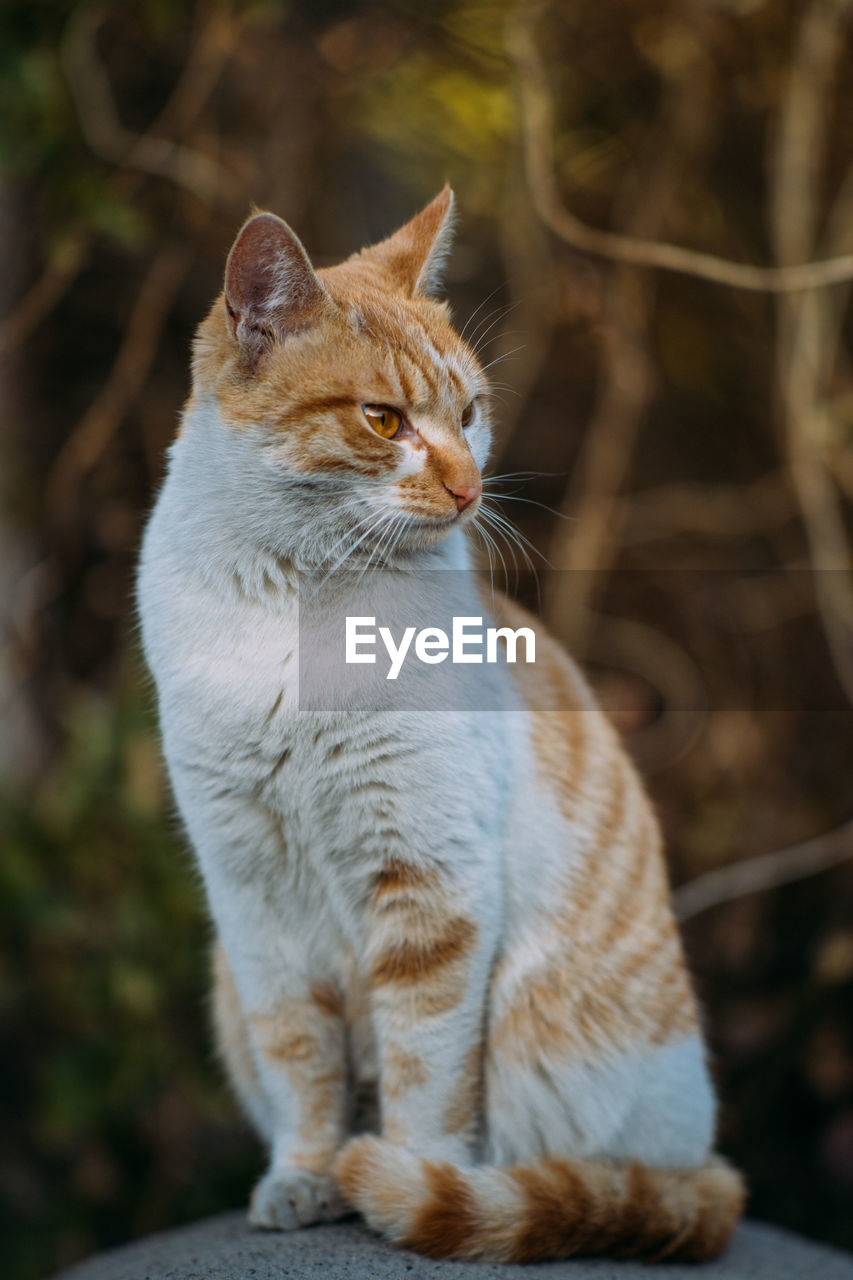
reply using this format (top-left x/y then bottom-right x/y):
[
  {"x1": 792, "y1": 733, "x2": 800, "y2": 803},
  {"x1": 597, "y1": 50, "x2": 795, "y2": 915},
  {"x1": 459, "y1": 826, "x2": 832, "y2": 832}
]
[
  {"x1": 0, "y1": 4, "x2": 71, "y2": 169},
  {"x1": 0, "y1": 1, "x2": 149, "y2": 247},
  {"x1": 331, "y1": 1, "x2": 516, "y2": 216},
  {"x1": 0, "y1": 661, "x2": 261, "y2": 1280}
]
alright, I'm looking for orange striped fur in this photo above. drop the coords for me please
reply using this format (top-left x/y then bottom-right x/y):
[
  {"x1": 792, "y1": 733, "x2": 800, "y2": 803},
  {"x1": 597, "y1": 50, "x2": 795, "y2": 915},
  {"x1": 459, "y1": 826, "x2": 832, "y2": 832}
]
[{"x1": 336, "y1": 1137, "x2": 744, "y2": 1263}]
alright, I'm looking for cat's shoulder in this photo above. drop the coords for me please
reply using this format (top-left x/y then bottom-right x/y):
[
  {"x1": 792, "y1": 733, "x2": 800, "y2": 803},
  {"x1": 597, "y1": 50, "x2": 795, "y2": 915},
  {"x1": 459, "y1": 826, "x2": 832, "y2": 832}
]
[{"x1": 481, "y1": 589, "x2": 598, "y2": 717}]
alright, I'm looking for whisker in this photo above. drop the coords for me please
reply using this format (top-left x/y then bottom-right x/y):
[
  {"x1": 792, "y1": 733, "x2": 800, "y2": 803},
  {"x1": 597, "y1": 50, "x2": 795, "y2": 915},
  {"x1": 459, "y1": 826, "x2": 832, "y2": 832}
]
[
  {"x1": 480, "y1": 511, "x2": 543, "y2": 611},
  {"x1": 386, "y1": 513, "x2": 415, "y2": 568},
  {"x1": 474, "y1": 509, "x2": 514, "y2": 593},
  {"x1": 355, "y1": 510, "x2": 399, "y2": 586},
  {"x1": 471, "y1": 302, "x2": 521, "y2": 357},
  {"x1": 479, "y1": 344, "x2": 527, "y2": 374},
  {"x1": 312, "y1": 505, "x2": 381, "y2": 572},
  {"x1": 478, "y1": 501, "x2": 548, "y2": 605},
  {"x1": 484, "y1": 493, "x2": 575, "y2": 521},
  {"x1": 476, "y1": 324, "x2": 527, "y2": 356},
  {"x1": 358, "y1": 505, "x2": 416, "y2": 585},
  {"x1": 484, "y1": 470, "x2": 566, "y2": 480},
  {"x1": 483, "y1": 383, "x2": 521, "y2": 398},
  {"x1": 480, "y1": 504, "x2": 550, "y2": 568},
  {"x1": 468, "y1": 520, "x2": 496, "y2": 603},
  {"x1": 309, "y1": 515, "x2": 373, "y2": 577},
  {"x1": 377, "y1": 512, "x2": 408, "y2": 569},
  {"x1": 458, "y1": 284, "x2": 507, "y2": 342},
  {"x1": 467, "y1": 299, "x2": 518, "y2": 351},
  {"x1": 309, "y1": 509, "x2": 389, "y2": 595}
]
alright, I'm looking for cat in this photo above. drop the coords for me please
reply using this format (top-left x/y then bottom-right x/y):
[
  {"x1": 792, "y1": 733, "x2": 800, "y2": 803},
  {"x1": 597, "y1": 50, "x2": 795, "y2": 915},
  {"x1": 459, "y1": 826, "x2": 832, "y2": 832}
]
[{"x1": 136, "y1": 186, "x2": 745, "y2": 1263}]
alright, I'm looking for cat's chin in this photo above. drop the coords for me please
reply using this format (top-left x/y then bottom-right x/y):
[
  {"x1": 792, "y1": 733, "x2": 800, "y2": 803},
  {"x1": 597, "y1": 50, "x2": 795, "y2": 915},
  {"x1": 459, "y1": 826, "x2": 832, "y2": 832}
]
[
  {"x1": 407, "y1": 514, "x2": 459, "y2": 533},
  {"x1": 397, "y1": 514, "x2": 464, "y2": 553},
  {"x1": 406, "y1": 505, "x2": 480, "y2": 536}
]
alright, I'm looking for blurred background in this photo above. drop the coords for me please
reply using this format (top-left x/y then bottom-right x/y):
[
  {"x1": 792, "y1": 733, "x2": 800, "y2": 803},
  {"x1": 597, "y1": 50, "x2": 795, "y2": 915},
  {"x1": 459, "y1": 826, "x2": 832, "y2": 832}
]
[{"x1": 2, "y1": 0, "x2": 853, "y2": 1276}]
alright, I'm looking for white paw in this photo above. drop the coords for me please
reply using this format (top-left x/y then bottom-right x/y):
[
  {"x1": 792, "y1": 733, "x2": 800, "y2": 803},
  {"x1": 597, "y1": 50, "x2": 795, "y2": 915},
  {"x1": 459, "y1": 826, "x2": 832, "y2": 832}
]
[{"x1": 249, "y1": 1167, "x2": 349, "y2": 1230}]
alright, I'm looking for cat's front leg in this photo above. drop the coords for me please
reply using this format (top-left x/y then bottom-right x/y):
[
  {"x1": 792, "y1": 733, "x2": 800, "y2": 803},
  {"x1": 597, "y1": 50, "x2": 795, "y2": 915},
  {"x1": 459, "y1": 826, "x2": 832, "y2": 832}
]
[
  {"x1": 223, "y1": 935, "x2": 351, "y2": 1229},
  {"x1": 230, "y1": 962, "x2": 350, "y2": 1229},
  {"x1": 358, "y1": 857, "x2": 495, "y2": 1166},
  {"x1": 171, "y1": 768, "x2": 350, "y2": 1228}
]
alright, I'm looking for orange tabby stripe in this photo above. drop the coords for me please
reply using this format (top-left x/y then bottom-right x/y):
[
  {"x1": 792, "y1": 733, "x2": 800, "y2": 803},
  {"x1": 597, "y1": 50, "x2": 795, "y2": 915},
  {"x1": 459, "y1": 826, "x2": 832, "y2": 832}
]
[
  {"x1": 388, "y1": 1153, "x2": 745, "y2": 1263},
  {"x1": 370, "y1": 916, "x2": 477, "y2": 987}
]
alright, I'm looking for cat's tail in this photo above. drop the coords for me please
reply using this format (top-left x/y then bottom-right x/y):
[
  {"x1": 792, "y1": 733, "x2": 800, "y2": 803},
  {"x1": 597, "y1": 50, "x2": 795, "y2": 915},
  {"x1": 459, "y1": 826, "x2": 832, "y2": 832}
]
[{"x1": 335, "y1": 1135, "x2": 745, "y2": 1263}]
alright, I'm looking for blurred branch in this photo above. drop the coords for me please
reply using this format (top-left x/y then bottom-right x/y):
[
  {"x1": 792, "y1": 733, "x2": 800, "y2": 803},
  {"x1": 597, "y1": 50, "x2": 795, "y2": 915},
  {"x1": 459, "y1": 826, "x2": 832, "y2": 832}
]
[
  {"x1": 1, "y1": 3, "x2": 240, "y2": 365},
  {"x1": 543, "y1": 4, "x2": 712, "y2": 653},
  {"x1": 489, "y1": 175, "x2": 558, "y2": 452},
  {"x1": 147, "y1": 2, "x2": 238, "y2": 139},
  {"x1": 61, "y1": 4, "x2": 235, "y2": 203},
  {"x1": 828, "y1": 444, "x2": 853, "y2": 502},
  {"x1": 621, "y1": 472, "x2": 793, "y2": 543},
  {"x1": 46, "y1": 243, "x2": 191, "y2": 518},
  {"x1": 771, "y1": 0, "x2": 853, "y2": 706},
  {"x1": 0, "y1": 234, "x2": 92, "y2": 363},
  {"x1": 544, "y1": 282, "x2": 654, "y2": 650},
  {"x1": 508, "y1": 3, "x2": 853, "y2": 293},
  {"x1": 674, "y1": 818, "x2": 853, "y2": 920}
]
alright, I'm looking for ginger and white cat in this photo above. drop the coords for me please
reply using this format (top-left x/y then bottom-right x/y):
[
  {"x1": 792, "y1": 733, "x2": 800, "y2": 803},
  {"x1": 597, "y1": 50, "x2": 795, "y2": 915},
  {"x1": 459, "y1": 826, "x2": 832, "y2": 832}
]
[{"x1": 137, "y1": 188, "x2": 744, "y2": 1262}]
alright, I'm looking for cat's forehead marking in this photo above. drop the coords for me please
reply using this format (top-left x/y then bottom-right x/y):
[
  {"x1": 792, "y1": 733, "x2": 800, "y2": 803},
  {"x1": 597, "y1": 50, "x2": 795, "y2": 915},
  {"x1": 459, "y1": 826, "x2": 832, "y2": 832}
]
[
  {"x1": 414, "y1": 316, "x2": 466, "y2": 387},
  {"x1": 354, "y1": 294, "x2": 471, "y2": 410},
  {"x1": 388, "y1": 319, "x2": 470, "y2": 413}
]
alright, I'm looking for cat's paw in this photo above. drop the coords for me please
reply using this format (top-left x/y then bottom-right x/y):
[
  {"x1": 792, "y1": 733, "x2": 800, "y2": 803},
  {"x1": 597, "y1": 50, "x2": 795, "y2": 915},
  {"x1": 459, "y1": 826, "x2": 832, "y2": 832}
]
[{"x1": 249, "y1": 1167, "x2": 349, "y2": 1230}]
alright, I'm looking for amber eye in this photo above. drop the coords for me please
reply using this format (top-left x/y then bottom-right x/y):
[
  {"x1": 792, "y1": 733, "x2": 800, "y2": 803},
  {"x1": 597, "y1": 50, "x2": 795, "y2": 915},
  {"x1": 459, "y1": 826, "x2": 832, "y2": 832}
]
[
  {"x1": 461, "y1": 401, "x2": 475, "y2": 428},
  {"x1": 362, "y1": 404, "x2": 403, "y2": 439}
]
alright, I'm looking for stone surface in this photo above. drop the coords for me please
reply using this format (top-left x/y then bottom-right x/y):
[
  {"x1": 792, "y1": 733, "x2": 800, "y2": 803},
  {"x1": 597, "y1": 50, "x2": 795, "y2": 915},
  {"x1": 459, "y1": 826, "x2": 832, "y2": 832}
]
[{"x1": 52, "y1": 1214, "x2": 853, "y2": 1280}]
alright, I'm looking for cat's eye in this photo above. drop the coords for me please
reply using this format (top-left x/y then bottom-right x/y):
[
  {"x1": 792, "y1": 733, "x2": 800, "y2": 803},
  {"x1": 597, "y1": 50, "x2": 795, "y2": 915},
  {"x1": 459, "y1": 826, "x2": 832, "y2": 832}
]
[
  {"x1": 461, "y1": 401, "x2": 475, "y2": 428},
  {"x1": 362, "y1": 404, "x2": 403, "y2": 440}
]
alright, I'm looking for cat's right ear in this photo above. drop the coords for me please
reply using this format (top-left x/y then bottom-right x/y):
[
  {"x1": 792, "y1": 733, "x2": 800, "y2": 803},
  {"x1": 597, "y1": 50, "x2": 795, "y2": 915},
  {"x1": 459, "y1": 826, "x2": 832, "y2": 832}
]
[{"x1": 224, "y1": 213, "x2": 329, "y2": 368}]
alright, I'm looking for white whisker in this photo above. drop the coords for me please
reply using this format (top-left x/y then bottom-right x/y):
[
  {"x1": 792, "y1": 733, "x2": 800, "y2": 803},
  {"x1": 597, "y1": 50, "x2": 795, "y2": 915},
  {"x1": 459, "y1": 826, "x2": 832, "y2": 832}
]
[
  {"x1": 471, "y1": 302, "x2": 521, "y2": 357},
  {"x1": 479, "y1": 344, "x2": 527, "y2": 374},
  {"x1": 484, "y1": 493, "x2": 575, "y2": 521},
  {"x1": 473, "y1": 510, "x2": 513, "y2": 592},
  {"x1": 459, "y1": 284, "x2": 507, "y2": 342},
  {"x1": 477, "y1": 501, "x2": 545, "y2": 609},
  {"x1": 484, "y1": 470, "x2": 568, "y2": 483},
  {"x1": 468, "y1": 520, "x2": 497, "y2": 604},
  {"x1": 480, "y1": 503, "x2": 549, "y2": 569},
  {"x1": 308, "y1": 509, "x2": 388, "y2": 596}
]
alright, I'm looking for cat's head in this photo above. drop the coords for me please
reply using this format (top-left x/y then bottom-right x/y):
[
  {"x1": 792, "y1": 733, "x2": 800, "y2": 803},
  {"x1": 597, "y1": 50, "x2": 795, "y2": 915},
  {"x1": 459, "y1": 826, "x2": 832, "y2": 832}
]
[{"x1": 190, "y1": 187, "x2": 493, "y2": 570}]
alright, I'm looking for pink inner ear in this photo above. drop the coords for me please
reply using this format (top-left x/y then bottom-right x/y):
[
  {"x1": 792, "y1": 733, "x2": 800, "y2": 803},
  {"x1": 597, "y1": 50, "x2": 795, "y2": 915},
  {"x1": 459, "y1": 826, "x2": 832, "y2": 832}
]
[
  {"x1": 224, "y1": 213, "x2": 328, "y2": 354},
  {"x1": 227, "y1": 217, "x2": 288, "y2": 317}
]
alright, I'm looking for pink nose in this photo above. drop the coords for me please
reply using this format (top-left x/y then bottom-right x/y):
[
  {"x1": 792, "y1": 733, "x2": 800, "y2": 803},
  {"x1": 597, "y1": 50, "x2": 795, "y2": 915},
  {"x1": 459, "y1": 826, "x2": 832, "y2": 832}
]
[{"x1": 447, "y1": 481, "x2": 482, "y2": 512}]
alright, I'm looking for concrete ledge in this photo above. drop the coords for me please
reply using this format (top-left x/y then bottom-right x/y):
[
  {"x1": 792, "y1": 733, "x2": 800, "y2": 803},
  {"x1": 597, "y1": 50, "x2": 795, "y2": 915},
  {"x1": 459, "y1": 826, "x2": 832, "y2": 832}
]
[{"x1": 52, "y1": 1213, "x2": 853, "y2": 1280}]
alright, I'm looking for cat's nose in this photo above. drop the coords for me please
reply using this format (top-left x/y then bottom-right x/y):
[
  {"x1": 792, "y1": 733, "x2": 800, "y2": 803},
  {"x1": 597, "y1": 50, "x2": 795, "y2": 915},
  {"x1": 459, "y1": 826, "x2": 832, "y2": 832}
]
[{"x1": 447, "y1": 480, "x2": 482, "y2": 512}]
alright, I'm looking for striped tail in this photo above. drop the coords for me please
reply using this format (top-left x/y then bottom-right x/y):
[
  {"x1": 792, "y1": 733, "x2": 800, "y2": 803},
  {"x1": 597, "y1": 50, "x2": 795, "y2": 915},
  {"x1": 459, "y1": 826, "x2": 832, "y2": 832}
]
[{"x1": 335, "y1": 1135, "x2": 745, "y2": 1264}]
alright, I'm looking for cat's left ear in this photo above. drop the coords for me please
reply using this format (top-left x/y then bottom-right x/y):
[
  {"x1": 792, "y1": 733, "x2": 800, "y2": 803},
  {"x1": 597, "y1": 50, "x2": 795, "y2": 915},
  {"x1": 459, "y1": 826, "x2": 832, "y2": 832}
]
[
  {"x1": 224, "y1": 211, "x2": 330, "y2": 367},
  {"x1": 357, "y1": 185, "x2": 455, "y2": 299}
]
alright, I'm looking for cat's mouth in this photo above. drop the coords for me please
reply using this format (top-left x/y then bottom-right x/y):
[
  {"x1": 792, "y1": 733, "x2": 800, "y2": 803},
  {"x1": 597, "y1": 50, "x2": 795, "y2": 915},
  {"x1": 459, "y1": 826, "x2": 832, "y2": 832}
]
[{"x1": 405, "y1": 501, "x2": 481, "y2": 530}]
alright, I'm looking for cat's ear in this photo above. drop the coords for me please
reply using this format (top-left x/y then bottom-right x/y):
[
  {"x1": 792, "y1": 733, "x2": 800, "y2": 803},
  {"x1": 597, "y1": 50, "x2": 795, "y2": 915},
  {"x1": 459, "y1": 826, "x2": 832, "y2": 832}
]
[
  {"x1": 357, "y1": 185, "x2": 455, "y2": 299},
  {"x1": 224, "y1": 212, "x2": 329, "y2": 366}
]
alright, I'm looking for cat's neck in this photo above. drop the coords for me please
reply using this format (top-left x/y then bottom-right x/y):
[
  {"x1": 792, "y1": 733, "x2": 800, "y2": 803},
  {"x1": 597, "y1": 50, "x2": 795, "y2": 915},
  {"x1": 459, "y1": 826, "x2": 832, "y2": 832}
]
[{"x1": 153, "y1": 394, "x2": 472, "y2": 606}]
